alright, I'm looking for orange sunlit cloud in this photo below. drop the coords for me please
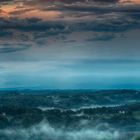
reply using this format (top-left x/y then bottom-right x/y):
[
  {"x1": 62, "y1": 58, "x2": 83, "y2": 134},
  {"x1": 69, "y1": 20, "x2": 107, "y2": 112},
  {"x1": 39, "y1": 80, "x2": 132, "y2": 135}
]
[
  {"x1": 0, "y1": 0, "x2": 140, "y2": 20},
  {"x1": 120, "y1": 0, "x2": 140, "y2": 4},
  {"x1": 130, "y1": 0, "x2": 140, "y2": 3},
  {"x1": 1, "y1": 2, "x2": 60, "y2": 20},
  {"x1": 21, "y1": 10, "x2": 62, "y2": 20},
  {"x1": 0, "y1": 5, "x2": 16, "y2": 17},
  {"x1": 0, "y1": 3, "x2": 62, "y2": 20}
]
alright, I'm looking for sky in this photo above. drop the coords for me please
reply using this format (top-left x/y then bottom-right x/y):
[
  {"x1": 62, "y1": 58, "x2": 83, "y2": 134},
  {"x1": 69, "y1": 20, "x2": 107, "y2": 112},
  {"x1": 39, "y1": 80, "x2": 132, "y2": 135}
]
[{"x1": 0, "y1": 0, "x2": 140, "y2": 89}]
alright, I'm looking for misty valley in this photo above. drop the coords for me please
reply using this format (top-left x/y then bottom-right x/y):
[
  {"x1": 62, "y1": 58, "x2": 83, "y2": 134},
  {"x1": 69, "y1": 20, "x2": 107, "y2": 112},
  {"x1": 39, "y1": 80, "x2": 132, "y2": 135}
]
[{"x1": 0, "y1": 90, "x2": 139, "y2": 140}]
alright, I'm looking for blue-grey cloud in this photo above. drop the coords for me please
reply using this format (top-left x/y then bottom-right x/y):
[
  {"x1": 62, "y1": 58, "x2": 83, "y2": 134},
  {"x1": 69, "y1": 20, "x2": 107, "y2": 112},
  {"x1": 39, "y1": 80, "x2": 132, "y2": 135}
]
[
  {"x1": 0, "y1": 12, "x2": 139, "y2": 53},
  {"x1": 86, "y1": 33, "x2": 115, "y2": 41},
  {"x1": 0, "y1": 43, "x2": 31, "y2": 53},
  {"x1": 0, "y1": 0, "x2": 140, "y2": 54},
  {"x1": 0, "y1": 13, "x2": 139, "y2": 34},
  {"x1": 0, "y1": 31, "x2": 13, "y2": 37}
]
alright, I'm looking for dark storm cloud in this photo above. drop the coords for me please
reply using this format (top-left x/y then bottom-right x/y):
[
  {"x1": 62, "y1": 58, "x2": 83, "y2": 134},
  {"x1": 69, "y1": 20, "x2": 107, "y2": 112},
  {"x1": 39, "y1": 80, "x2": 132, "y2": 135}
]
[
  {"x1": 0, "y1": 0, "x2": 13, "y2": 2},
  {"x1": 0, "y1": 43, "x2": 31, "y2": 53},
  {"x1": 0, "y1": 10, "x2": 140, "y2": 49},
  {"x1": 22, "y1": 0, "x2": 119, "y2": 5},
  {"x1": 0, "y1": 13, "x2": 139, "y2": 33},
  {"x1": 0, "y1": 17, "x2": 67, "y2": 33},
  {"x1": 5, "y1": 0, "x2": 122, "y2": 17},
  {"x1": 54, "y1": 5, "x2": 140, "y2": 13},
  {"x1": 19, "y1": 0, "x2": 139, "y2": 14},
  {"x1": 0, "y1": 0, "x2": 14, "y2": 5},
  {"x1": 0, "y1": 31, "x2": 13, "y2": 37},
  {"x1": 0, "y1": 0, "x2": 140, "y2": 53},
  {"x1": 128, "y1": 13, "x2": 140, "y2": 20},
  {"x1": 86, "y1": 33, "x2": 115, "y2": 41},
  {"x1": 50, "y1": 0, "x2": 119, "y2": 3}
]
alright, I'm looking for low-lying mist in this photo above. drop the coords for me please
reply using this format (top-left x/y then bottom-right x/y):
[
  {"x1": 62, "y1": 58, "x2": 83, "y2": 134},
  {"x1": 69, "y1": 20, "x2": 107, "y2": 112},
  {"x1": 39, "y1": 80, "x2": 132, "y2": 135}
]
[
  {"x1": 0, "y1": 90, "x2": 139, "y2": 140},
  {"x1": 0, "y1": 121, "x2": 121, "y2": 140}
]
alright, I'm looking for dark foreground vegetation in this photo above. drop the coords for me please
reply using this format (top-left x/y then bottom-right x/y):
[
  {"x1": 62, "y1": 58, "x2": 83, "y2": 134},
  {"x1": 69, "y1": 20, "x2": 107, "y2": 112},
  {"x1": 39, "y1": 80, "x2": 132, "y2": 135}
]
[{"x1": 0, "y1": 89, "x2": 139, "y2": 140}]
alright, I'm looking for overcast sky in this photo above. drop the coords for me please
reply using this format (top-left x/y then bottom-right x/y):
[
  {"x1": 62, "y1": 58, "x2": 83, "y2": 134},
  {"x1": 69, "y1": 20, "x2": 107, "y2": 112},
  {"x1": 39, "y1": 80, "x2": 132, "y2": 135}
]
[{"x1": 0, "y1": 0, "x2": 140, "y2": 89}]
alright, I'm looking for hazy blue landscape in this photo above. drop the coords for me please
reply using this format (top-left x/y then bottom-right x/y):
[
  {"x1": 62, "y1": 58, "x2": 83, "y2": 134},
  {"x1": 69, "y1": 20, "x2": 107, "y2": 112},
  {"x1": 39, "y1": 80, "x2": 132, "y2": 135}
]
[
  {"x1": 0, "y1": 0, "x2": 140, "y2": 139},
  {"x1": 0, "y1": 90, "x2": 139, "y2": 140}
]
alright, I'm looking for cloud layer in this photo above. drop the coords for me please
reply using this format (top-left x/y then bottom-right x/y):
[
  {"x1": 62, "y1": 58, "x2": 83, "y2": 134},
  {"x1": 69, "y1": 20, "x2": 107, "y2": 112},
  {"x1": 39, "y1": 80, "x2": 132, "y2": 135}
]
[{"x1": 0, "y1": 0, "x2": 140, "y2": 52}]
